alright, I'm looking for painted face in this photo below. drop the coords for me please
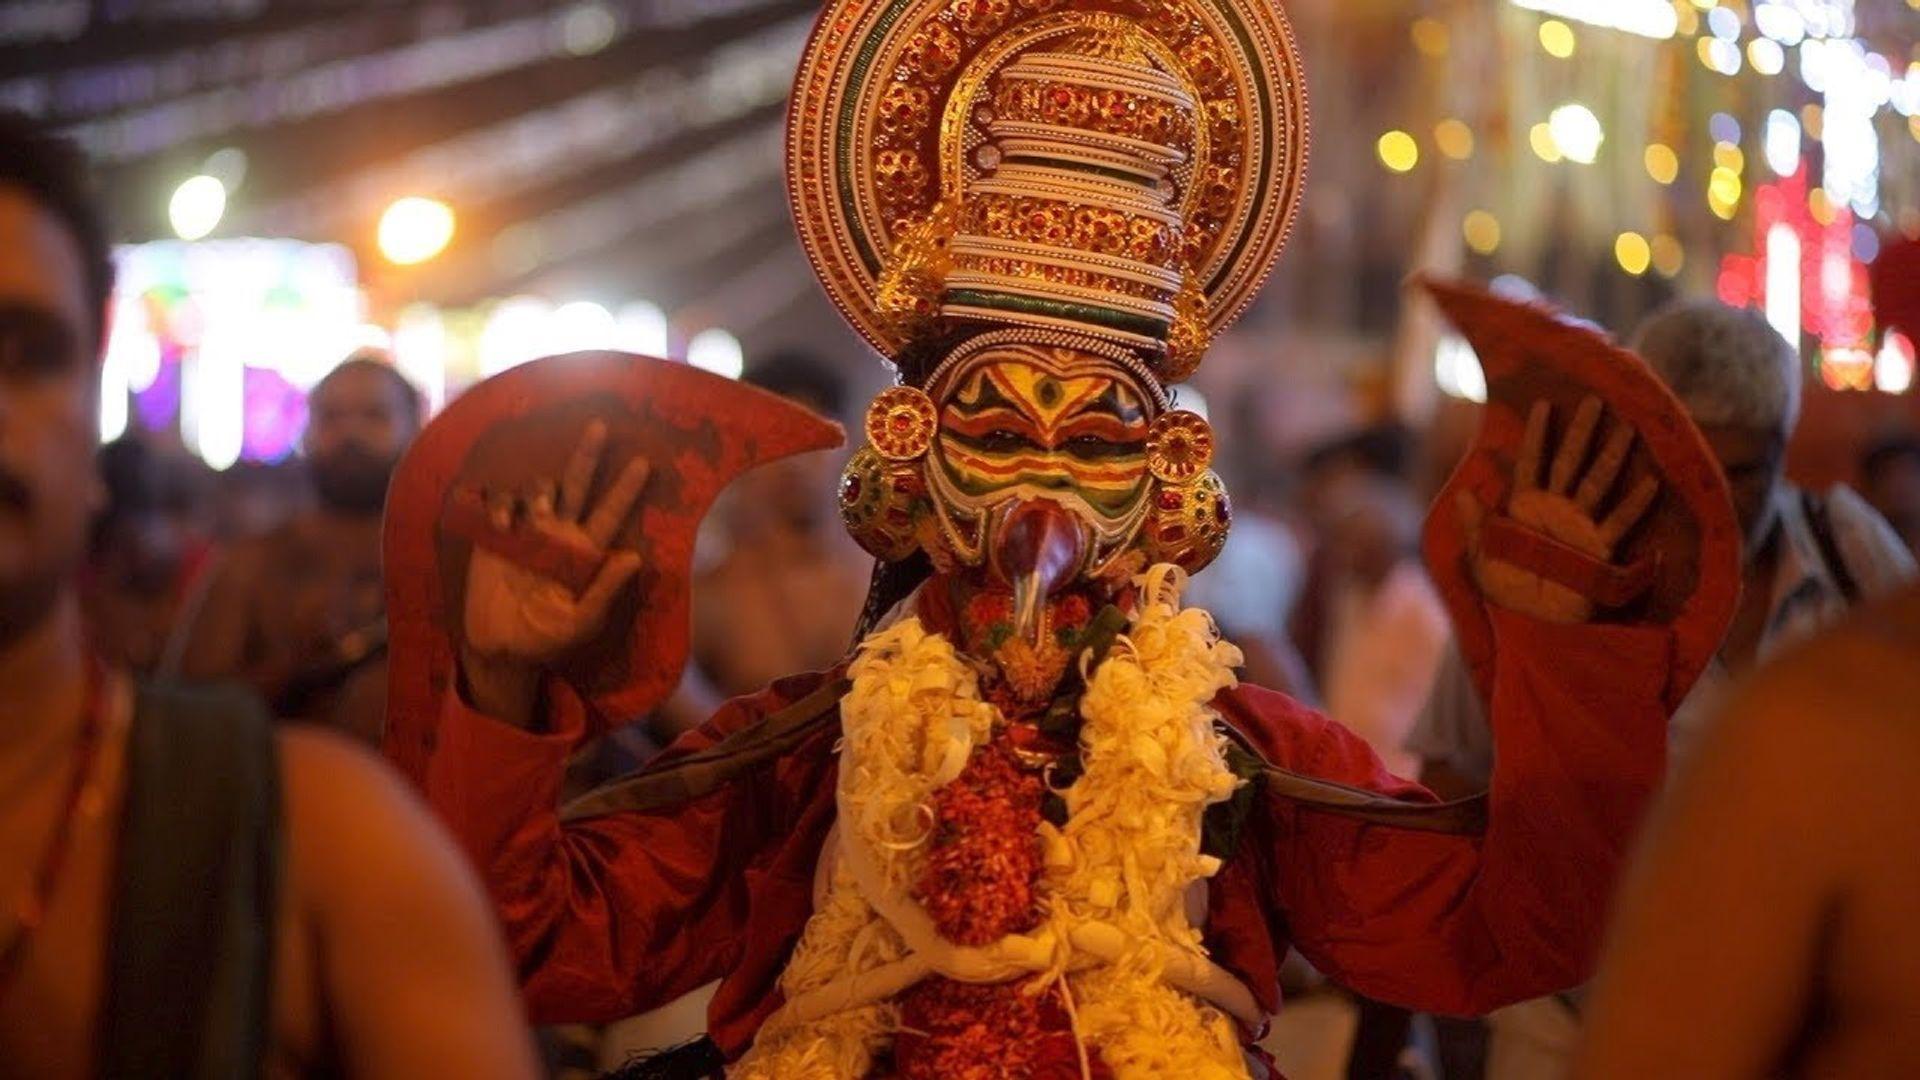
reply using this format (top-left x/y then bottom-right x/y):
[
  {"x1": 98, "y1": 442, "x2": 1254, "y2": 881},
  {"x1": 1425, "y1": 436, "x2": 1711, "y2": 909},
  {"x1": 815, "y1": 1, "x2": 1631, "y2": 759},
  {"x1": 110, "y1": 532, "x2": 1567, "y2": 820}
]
[{"x1": 927, "y1": 344, "x2": 1155, "y2": 567}]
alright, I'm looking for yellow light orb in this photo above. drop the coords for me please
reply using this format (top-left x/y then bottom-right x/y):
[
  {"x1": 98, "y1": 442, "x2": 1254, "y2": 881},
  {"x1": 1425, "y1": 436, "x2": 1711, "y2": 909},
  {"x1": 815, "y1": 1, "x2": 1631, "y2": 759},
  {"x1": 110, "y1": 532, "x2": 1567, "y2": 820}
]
[
  {"x1": 1910, "y1": 115, "x2": 1920, "y2": 144},
  {"x1": 1615, "y1": 232, "x2": 1652, "y2": 276},
  {"x1": 1644, "y1": 143, "x2": 1681, "y2": 184},
  {"x1": 1434, "y1": 118, "x2": 1475, "y2": 160},
  {"x1": 1377, "y1": 130, "x2": 1420, "y2": 173},
  {"x1": 1411, "y1": 17, "x2": 1450, "y2": 58},
  {"x1": 1708, "y1": 167, "x2": 1743, "y2": 219},
  {"x1": 168, "y1": 175, "x2": 226, "y2": 241},
  {"x1": 1651, "y1": 234, "x2": 1685, "y2": 278},
  {"x1": 378, "y1": 196, "x2": 456, "y2": 266},
  {"x1": 1463, "y1": 210, "x2": 1502, "y2": 255},
  {"x1": 1538, "y1": 19, "x2": 1577, "y2": 58},
  {"x1": 1714, "y1": 141, "x2": 1746, "y2": 173},
  {"x1": 1801, "y1": 103, "x2": 1824, "y2": 140},
  {"x1": 1530, "y1": 122, "x2": 1564, "y2": 163},
  {"x1": 1809, "y1": 187, "x2": 1838, "y2": 226}
]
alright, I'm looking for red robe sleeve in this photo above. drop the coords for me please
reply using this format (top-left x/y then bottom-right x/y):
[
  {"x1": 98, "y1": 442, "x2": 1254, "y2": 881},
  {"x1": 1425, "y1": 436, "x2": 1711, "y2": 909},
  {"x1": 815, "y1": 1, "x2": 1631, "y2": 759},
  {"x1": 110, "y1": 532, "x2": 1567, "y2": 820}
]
[
  {"x1": 1219, "y1": 607, "x2": 1671, "y2": 1017},
  {"x1": 422, "y1": 672, "x2": 837, "y2": 1025}
]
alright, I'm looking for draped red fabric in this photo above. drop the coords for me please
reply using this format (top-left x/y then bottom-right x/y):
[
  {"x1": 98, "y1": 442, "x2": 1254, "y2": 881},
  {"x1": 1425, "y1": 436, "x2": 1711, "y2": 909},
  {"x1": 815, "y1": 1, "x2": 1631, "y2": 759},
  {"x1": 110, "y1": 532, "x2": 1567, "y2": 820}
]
[{"x1": 422, "y1": 607, "x2": 1671, "y2": 1059}]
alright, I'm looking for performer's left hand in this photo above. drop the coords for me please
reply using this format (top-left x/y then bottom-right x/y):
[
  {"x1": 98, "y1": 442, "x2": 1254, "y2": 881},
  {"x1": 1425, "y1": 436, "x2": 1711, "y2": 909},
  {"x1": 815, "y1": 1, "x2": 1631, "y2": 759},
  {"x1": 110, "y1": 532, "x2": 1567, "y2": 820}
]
[
  {"x1": 459, "y1": 421, "x2": 648, "y2": 724},
  {"x1": 1462, "y1": 396, "x2": 1658, "y2": 624}
]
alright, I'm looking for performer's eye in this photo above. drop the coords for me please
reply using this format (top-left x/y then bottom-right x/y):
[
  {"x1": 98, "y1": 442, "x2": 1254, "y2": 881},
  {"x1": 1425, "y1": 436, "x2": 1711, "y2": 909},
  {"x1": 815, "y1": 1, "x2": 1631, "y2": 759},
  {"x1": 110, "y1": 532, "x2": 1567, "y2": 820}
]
[
  {"x1": 1065, "y1": 434, "x2": 1111, "y2": 454},
  {"x1": 982, "y1": 429, "x2": 1029, "y2": 452}
]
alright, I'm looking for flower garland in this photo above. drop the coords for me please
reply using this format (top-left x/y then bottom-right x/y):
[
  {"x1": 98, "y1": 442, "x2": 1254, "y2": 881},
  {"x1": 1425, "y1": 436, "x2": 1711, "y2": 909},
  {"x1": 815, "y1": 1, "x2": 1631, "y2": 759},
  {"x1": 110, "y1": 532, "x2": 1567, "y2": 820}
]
[
  {"x1": 733, "y1": 567, "x2": 1252, "y2": 1079},
  {"x1": 1035, "y1": 564, "x2": 1249, "y2": 1079}
]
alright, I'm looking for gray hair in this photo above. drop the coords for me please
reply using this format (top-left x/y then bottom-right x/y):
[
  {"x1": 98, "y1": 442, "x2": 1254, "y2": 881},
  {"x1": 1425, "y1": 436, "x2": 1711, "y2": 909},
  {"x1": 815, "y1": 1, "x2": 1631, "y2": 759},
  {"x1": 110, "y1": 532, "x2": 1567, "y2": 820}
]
[{"x1": 1630, "y1": 300, "x2": 1802, "y2": 433}]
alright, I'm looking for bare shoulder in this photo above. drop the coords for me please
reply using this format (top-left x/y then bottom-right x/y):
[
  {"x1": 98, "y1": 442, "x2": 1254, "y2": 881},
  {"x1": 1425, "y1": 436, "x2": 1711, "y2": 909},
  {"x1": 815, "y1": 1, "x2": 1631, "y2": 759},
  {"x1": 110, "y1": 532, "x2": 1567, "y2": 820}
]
[
  {"x1": 1709, "y1": 586, "x2": 1920, "y2": 784},
  {"x1": 275, "y1": 726, "x2": 479, "y2": 899}
]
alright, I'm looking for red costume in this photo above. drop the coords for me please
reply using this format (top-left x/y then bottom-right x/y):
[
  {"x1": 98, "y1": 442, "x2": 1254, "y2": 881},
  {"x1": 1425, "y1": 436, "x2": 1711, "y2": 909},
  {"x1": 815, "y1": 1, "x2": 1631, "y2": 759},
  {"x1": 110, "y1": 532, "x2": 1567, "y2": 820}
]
[{"x1": 425, "y1": 600, "x2": 1671, "y2": 1058}]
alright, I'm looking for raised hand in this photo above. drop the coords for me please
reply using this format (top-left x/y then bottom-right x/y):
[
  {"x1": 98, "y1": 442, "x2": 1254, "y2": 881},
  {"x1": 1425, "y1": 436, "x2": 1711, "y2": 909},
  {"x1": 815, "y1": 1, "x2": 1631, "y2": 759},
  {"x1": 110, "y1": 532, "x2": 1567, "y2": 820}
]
[
  {"x1": 459, "y1": 421, "x2": 649, "y2": 723},
  {"x1": 1463, "y1": 397, "x2": 1659, "y2": 624}
]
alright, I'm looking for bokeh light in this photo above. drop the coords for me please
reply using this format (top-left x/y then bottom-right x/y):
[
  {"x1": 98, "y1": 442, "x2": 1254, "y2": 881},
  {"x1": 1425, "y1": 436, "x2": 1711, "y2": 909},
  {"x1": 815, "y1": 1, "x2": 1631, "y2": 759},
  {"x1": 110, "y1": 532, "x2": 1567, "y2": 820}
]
[
  {"x1": 1377, "y1": 130, "x2": 1420, "y2": 172},
  {"x1": 1614, "y1": 231, "x2": 1652, "y2": 276},
  {"x1": 168, "y1": 175, "x2": 226, "y2": 241},
  {"x1": 1463, "y1": 210, "x2": 1502, "y2": 254},
  {"x1": 378, "y1": 196, "x2": 456, "y2": 266}
]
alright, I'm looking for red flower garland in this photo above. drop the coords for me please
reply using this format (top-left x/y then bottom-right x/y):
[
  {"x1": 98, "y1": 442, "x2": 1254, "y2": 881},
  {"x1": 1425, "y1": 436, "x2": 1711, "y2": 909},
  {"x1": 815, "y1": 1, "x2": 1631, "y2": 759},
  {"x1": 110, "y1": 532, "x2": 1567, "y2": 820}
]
[{"x1": 914, "y1": 740, "x2": 1046, "y2": 946}]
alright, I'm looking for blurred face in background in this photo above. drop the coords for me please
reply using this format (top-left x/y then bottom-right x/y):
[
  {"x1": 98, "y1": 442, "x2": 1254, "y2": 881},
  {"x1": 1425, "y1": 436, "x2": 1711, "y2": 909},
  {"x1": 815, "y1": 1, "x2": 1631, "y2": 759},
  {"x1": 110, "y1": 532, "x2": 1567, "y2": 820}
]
[
  {"x1": 1697, "y1": 421, "x2": 1788, "y2": 559},
  {"x1": 0, "y1": 184, "x2": 102, "y2": 643},
  {"x1": 303, "y1": 361, "x2": 418, "y2": 516}
]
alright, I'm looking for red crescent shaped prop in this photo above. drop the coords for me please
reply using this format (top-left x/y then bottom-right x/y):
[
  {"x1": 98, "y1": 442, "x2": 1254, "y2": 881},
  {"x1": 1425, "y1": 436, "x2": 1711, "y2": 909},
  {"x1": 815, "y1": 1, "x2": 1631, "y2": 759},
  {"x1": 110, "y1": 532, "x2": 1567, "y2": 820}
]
[
  {"x1": 1418, "y1": 277, "x2": 1741, "y2": 714},
  {"x1": 382, "y1": 351, "x2": 845, "y2": 784}
]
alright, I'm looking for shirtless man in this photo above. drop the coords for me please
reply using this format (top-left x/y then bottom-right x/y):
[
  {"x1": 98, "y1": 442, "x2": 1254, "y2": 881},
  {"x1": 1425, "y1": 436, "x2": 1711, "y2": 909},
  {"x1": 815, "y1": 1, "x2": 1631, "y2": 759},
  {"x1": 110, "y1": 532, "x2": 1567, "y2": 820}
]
[
  {"x1": 1576, "y1": 584, "x2": 1920, "y2": 1077},
  {"x1": 179, "y1": 353, "x2": 421, "y2": 740},
  {"x1": 690, "y1": 349, "x2": 868, "y2": 699},
  {"x1": 0, "y1": 110, "x2": 536, "y2": 1079}
]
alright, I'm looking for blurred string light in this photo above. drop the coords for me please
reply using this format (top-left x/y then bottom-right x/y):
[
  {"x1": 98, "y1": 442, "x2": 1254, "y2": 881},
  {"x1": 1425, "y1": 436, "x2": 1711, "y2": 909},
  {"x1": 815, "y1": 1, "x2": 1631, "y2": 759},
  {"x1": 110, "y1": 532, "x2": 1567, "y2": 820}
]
[
  {"x1": 1765, "y1": 109, "x2": 1804, "y2": 175},
  {"x1": 1434, "y1": 335, "x2": 1488, "y2": 403},
  {"x1": 49, "y1": 0, "x2": 787, "y2": 164},
  {"x1": 392, "y1": 303, "x2": 448, "y2": 415},
  {"x1": 1409, "y1": 17, "x2": 1450, "y2": 57},
  {"x1": 1650, "y1": 234, "x2": 1686, "y2": 277},
  {"x1": 1709, "y1": 112, "x2": 1742, "y2": 144},
  {"x1": 1538, "y1": 19, "x2": 1577, "y2": 58},
  {"x1": 1434, "y1": 118, "x2": 1475, "y2": 160},
  {"x1": 1463, "y1": 210, "x2": 1502, "y2": 254},
  {"x1": 551, "y1": 300, "x2": 619, "y2": 353},
  {"x1": 560, "y1": 2, "x2": 619, "y2": 57},
  {"x1": 1547, "y1": 103, "x2": 1604, "y2": 163},
  {"x1": 1530, "y1": 122, "x2": 1564, "y2": 162},
  {"x1": 168, "y1": 174, "x2": 225, "y2": 240},
  {"x1": 236, "y1": 16, "x2": 806, "y2": 239},
  {"x1": 1710, "y1": 166, "x2": 1745, "y2": 219},
  {"x1": 1645, "y1": 143, "x2": 1681, "y2": 184},
  {"x1": 485, "y1": 123, "x2": 780, "y2": 287},
  {"x1": 1706, "y1": 6, "x2": 1742, "y2": 41},
  {"x1": 1377, "y1": 130, "x2": 1420, "y2": 172},
  {"x1": 1765, "y1": 223, "x2": 1803, "y2": 345},
  {"x1": 1507, "y1": 0, "x2": 1678, "y2": 39},
  {"x1": 1615, "y1": 231, "x2": 1653, "y2": 276},
  {"x1": 1699, "y1": 35, "x2": 1744, "y2": 76},
  {"x1": 618, "y1": 301, "x2": 670, "y2": 357},
  {"x1": 687, "y1": 328, "x2": 744, "y2": 380},
  {"x1": 1879, "y1": 332, "x2": 1916, "y2": 394},
  {"x1": 377, "y1": 196, "x2": 455, "y2": 265},
  {"x1": 1715, "y1": 141, "x2": 1747, "y2": 173},
  {"x1": 1749, "y1": 37, "x2": 1787, "y2": 75},
  {"x1": 479, "y1": 296, "x2": 552, "y2": 377}
]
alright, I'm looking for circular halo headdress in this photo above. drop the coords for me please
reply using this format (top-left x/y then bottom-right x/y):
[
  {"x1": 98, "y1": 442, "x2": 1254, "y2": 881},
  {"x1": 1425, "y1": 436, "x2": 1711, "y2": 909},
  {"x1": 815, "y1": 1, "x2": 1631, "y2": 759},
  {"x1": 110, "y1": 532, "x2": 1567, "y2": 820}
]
[{"x1": 786, "y1": 0, "x2": 1310, "y2": 390}]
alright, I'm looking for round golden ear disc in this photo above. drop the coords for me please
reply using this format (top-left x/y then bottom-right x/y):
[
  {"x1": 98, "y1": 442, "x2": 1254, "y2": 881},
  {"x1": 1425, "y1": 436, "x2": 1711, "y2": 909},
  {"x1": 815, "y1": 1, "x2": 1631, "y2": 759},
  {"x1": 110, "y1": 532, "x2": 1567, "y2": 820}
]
[
  {"x1": 865, "y1": 385, "x2": 939, "y2": 461},
  {"x1": 1146, "y1": 410, "x2": 1214, "y2": 483}
]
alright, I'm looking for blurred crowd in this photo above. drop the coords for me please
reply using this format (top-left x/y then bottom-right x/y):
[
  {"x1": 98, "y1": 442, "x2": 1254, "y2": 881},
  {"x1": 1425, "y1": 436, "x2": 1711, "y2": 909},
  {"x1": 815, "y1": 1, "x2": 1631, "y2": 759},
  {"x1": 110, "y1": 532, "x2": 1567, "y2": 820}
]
[{"x1": 8, "y1": 99, "x2": 1920, "y2": 1080}]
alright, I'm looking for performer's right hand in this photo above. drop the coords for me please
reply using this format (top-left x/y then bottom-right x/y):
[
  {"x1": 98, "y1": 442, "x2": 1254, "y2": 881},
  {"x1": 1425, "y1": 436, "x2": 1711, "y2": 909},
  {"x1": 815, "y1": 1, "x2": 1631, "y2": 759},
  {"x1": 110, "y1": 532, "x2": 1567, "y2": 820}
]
[{"x1": 459, "y1": 420, "x2": 648, "y2": 722}]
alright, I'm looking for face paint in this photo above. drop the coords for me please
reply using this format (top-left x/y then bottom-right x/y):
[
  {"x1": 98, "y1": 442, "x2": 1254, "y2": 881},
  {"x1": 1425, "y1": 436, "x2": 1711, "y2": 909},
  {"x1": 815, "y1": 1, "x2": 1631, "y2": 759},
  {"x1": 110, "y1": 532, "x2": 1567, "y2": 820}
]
[{"x1": 925, "y1": 342, "x2": 1157, "y2": 572}]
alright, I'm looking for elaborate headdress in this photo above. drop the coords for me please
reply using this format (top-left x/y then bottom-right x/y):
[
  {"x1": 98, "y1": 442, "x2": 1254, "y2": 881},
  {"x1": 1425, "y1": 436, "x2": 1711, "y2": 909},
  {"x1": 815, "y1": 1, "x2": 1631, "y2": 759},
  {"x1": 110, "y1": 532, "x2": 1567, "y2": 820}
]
[{"x1": 789, "y1": 0, "x2": 1308, "y2": 580}]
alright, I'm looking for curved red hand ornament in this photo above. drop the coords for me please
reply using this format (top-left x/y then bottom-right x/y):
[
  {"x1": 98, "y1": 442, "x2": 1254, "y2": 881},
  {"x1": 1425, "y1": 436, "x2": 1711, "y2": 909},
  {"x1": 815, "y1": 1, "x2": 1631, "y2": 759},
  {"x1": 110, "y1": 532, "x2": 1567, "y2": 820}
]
[
  {"x1": 1419, "y1": 277, "x2": 1741, "y2": 714},
  {"x1": 382, "y1": 351, "x2": 844, "y2": 783}
]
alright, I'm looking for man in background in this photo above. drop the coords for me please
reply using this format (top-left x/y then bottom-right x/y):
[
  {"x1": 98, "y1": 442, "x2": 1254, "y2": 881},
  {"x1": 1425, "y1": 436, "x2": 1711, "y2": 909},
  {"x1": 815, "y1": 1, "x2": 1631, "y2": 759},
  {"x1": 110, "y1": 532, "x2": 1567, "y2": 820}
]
[
  {"x1": 689, "y1": 348, "x2": 868, "y2": 699},
  {"x1": 1409, "y1": 298, "x2": 1916, "y2": 1078},
  {"x1": 0, "y1": 108, "x2": 534, "y2": 1079},
  {"x1": 178, "y1": 350, "x2": 422, "y2": 742}
]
